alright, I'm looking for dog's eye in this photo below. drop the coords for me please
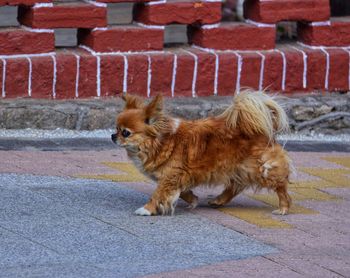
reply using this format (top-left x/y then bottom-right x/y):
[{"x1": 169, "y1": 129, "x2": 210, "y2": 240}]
[{"x1": 121, "y1": 129, "x2": 131, "y2": 138}]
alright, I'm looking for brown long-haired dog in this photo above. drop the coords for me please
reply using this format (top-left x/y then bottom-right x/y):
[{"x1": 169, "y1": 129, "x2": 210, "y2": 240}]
[{"x1": 112, "y1": 91, "x2": 291, "y2": 216}]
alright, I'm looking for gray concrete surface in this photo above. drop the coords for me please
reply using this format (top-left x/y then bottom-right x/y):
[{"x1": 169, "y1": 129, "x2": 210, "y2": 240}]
[{"x1": 0, "y1": 173, "x2": 274, "y2": 277}]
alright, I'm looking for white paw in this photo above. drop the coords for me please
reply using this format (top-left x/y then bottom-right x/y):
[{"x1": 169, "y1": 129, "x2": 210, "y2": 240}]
[
  {"x1": 272, "y1": 209, "x2": 288, "y2": 215},
  {"x1": 186, "y1": 199, "x2": 198, "y2": 209},
  {"x1": 135, "y1": 207, "x2": 151, "y2": 216}
]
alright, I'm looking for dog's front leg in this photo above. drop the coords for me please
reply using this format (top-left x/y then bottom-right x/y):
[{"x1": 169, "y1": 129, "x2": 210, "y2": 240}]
[{"x1": 135, "y1": 180, "x2": 181, "y2": 216}]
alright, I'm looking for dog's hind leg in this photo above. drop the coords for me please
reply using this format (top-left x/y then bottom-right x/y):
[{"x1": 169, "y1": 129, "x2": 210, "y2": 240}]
[
  {"x1": 208, "y1": 182, "x2": 244, "y2": 207},
  {"x1": 272, "y1": 183, "x2": 291, "y2": 215},
  {"x1": 180, "y1": 190, "x2": 199, "y2": 209}
]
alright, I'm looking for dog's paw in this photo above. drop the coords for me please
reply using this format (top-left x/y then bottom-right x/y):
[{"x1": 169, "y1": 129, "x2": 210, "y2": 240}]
[
  {"x1": 208, "y1": 199, "x2": 224, "y2": 208},
  {"x1": 135, "y1": 207, "x2": 152, "y2": 216},
  {"x1": 272, "y1": 209, "x2": 288, "y2": 215},
  {"x1": 186, "y1": 200, "x2": 198, "y2": 209}
]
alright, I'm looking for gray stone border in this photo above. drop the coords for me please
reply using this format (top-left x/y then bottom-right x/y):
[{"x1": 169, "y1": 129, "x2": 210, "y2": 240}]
[{"x1": 0, "y1": 93, "x2": 349, "y2": 134}]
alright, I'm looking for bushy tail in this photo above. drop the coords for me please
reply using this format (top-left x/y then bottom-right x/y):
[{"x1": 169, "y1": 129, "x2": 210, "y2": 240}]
[{"x1": 220, "y1": 90, "x2": 289, "y2": 140}]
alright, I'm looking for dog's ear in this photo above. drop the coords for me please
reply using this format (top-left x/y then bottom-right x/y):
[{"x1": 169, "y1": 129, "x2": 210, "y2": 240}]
[
  {"x1": 144, "y1": 94, "x2": 163, "y2": 124},
  {"x1": 122, "y1": 93, "x2": 144, "y2": 110}
]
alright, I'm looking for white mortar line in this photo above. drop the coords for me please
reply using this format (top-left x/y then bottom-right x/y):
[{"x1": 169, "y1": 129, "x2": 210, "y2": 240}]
[
  {"x1": 96, "y1": 55, "x2": 101, "y2": 97},
  {"x1": 320, "y1": 47, "x2": 330, "y2": 90},
  {"x1": 171, "y1": 54, "x2": 177, "y2": 98},
  {"x1": 50, "y1": 54, "x2": 57, "y2": 99},
  {"x1": 245, "y1": 19, "x2": 276, "y2": 28},
  {"x1": 26, "y1": 57, "x2": 32, "y2": 97},
  {"x1": 73, "y1": 54, "x2": 80, "y2": 98},
  {"x1": 182, "y1": 49, "x2": 198, "y2": 97},
  {"x1": 135, "y1": 22, "x2": 165, "y2": 30},
  {"x1": 1, "y1": 58, "x2": 6, "y2": 98},
  {"x1": 310, "y1": 21, "x2": 331, "y2": 27},
  {"x1": 256, "y1": 51, "x2": 265, "y2": 91},
  {"x1": 275, "y1": 49, "x2": 287, "y2": 91},
  {"x1": 291, "y1": 46, "x2": 308, "y2": 89},
  {"x1": 146, "y1": 55, "x2": 152, "y2": 98},
  {"x1": 201, "y1": 23, "x2": 221, "y2": 29},
  {"x1": 145, "y1": 0, "x2": 167, "y2": 5},
  {"x1": 83, "y1": 0, "x2": 107, "y2": 7},
  {"x1": 233, "y1": 52, "x2": 243, "y2": 94},
  {"x1": 122, "y1": 55, "x2": 128, "y2": 93},
  {"x1": 33, "y1": 2, "x2": 53, "y2": 8},
  {"x1": 21, "y1": 25, "x2": 54, "y2": 33},
  {"x1": 342, "y1": 47, "x2": 350, "y2": 90},
  {"x1": 0, "y1": 52, "x2": 56, "y2": 59}
]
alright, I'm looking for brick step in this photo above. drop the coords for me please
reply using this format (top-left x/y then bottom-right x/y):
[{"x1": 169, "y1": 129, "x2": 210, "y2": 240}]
[
  {"x1": 188, "y1": 22, "x2": 276, "y2": 50},
  {"x1": 298, "y1": 17, "x2": 350, "y2": 47},
  {"x1": 18, "y1": 2, "x2": 107, "y2": 29},
  {"x1": 0, "y1": 26, "x2": 54, "y2": 55},
  {"x1": 133, "y1": 0, "x2": 222, "y2": 25},
  {"x1": 78, "y1": 24, "x2": 164, "y2": 53},
  {"x1": 244, "y1": 0, "x2": 330, "y2": 24},
  {"x1": 1, "y1": 45, "x2": 349, "y2": 98}
]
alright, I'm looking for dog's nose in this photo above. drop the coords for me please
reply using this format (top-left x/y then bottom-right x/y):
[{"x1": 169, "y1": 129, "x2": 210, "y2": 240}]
[{"x1": 111, "y1": 133, "x2": 117, "y2": 143}]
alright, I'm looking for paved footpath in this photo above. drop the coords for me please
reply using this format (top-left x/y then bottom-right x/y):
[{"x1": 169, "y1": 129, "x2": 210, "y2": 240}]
[{"x1": 0, "y1": 147, "x2": 349, "y2": 277}]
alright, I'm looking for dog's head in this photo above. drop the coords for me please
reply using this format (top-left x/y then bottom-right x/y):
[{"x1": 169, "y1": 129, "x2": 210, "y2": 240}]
[{"x1": 111, "y1": 94, "x2": 170, "y2": 152}]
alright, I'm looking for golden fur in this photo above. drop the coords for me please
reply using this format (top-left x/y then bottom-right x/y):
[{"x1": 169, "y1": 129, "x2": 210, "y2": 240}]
[{"x1": 113, "y1": 91, "x2": 292, "y2": 216}]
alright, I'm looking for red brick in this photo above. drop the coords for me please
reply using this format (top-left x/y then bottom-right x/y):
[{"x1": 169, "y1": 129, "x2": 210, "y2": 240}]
[
  {"x1": 188, "y1": 22, "x2": 276, "y2": 50},
  {"x1": 298, "y1": 18, "x2": 350, "y2": 47},
  {"x1": 262, "y1": 50, "x2": 283, "y2": 91},
  {"x1": 3, "y1": 58, "x2": 29, "y2": 98},
  {"x1": 150, "y1": 53, "x2": 174, "y2": 97},
  {"x1": 31, "y1": 56, "x2": 54, "y2": 98},
  {"x1": 77, "y1": 52, "x2": 98, "y2": 98},
  {"x1": 240, "y1": 52, "x2": 261, "y2": 90},
  {"x1": 244, "y1": 0, "x2": 330, "y2": 24},
  {"x1": 133, "y1": 1, "x2": 221, "y2": 25},
  {"x1": 127, "y1": 54, "x2": 149, "y2": 97},
  {"x1": 303, "y1": 48, "x2": 327, "y2": 91},
  {"x1": 0, "y1": 0, "x2": 51, "y2": 5},
  {"x1": 100, "y1": 55, "x2": 125, "y2": 97},
  {"x1": 217, "y1": 52, "x2": 237, "y2": 96},
  {"x1": 284, "y1": 48, "x2": 304, "y2": 92},
  {"x1": 173, "y1": 52, "x2": 195, "y2": 97},
  {"x1": 0, "y1": 27, "x2": 54, "y2": 55},
  {"x1": 327, "y1": 49, "x2": 349, "y2": 92},
  {"x1": 78, "y1": 25, "x2": 164, "y2": 53},
  {"x1": 195, "y1": 50, "x2": 216, "y2": 97},
  {"x1": 18, "y1": 3, "x2": 107, "y2": 29},
  {"x1": 55, "y1": 52, "x2": 77, "y2": 99}
]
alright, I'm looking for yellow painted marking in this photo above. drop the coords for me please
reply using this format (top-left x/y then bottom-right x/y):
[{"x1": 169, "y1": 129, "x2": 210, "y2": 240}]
[
  {"x1": 301, "y1": 168, "x2": 350, "y2": 188},
  {"x1": 219, "y1": 207, "x2": 292, "y2": 229},
  {"x1": 77, "y1": 156, "x2": 349, "y2": 229},
  {"x1": 322, "y1": 156, "x2": 350, "y2": 169},
  {"x1": 247, "y1": 194, "x2": 316, "y2": 215},
  {"x1": 78, "y1": 162, "x2": 150, "y2": 183},
  {"x1": 290, "y1": 187, "x2": 339, "y2": 202}
]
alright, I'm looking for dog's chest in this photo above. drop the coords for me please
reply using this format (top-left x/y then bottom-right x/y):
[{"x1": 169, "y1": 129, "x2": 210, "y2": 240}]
[{"x1": 128, "y1": 153, "x2": 157, "y2": 182}]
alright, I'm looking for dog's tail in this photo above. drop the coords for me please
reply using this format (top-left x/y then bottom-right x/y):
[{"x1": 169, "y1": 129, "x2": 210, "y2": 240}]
[{"x1": 220, "y1": 90, "x2": 289, "y2": 140}]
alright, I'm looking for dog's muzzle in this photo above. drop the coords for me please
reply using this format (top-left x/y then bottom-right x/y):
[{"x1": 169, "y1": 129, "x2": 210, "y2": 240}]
[{"x1": 111, "y1": 133, "x2": 117, "y2": 144}]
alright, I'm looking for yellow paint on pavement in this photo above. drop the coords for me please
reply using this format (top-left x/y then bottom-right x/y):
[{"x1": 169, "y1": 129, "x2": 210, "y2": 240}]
[{"x1": 78, "y1": 162, "x2": 150, "y2": 183}]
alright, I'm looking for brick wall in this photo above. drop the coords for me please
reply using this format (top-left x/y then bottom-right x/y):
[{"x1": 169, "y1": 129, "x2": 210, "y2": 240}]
[{"x1": 0, "y1": 0, "x2": 349, "y2": 99}]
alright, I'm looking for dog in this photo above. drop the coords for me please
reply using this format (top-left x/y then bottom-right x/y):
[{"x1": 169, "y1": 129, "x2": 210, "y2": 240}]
[{"x1": 112, "y1": 91, "x2": 291, "y2": 216}]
